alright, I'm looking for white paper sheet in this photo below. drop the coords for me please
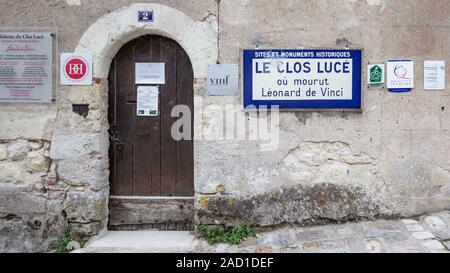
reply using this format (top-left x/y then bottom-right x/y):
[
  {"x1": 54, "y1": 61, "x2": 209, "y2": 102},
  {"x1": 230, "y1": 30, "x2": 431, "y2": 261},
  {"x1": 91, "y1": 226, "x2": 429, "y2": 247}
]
[
  {"x1": 137, "y1": 86, "x2": 158, "y2": 116},
  {"x1": 424, "y1": 60, "x2": 445, "y2": 90}
]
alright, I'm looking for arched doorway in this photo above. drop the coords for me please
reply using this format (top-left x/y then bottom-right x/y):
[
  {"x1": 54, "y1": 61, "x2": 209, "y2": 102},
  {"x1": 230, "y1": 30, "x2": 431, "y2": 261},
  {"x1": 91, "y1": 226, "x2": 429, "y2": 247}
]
[{"x1": 107, "y1": 35, "x2": 194, "y2": 230}]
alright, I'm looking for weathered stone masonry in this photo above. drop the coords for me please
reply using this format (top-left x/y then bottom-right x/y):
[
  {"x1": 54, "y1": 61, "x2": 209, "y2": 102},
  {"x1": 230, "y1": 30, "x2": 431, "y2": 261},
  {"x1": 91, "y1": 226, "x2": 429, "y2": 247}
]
[{"x1": 1, "y1": 0, "x2": 450, "y2": 252}]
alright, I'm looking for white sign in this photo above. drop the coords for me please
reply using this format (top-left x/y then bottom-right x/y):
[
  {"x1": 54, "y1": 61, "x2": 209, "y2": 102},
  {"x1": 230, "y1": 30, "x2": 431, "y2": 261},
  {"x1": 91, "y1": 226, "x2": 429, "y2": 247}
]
[
  {"x1": 60, "y1": 53, "x2": 92, "y2": 85},
  {"x1": 0, "y1": 32, "x2": 53, "y2": 102},
  {"x1": 252, "y1": 58, "x2": 353, "y2": 100},
  {"x1": 207, "y1": 64, "x2": 238, "y2": 96},
  {"x1": 135, "y1": 63, "x2": 165, "y2": 84},
  {"x1": 387, "y1": 60, "x2": 414, "y2": 92},
  {"x1": 137, "y1": 86, "x2": 158, "y2": 116},
  {"x1": 424, "y1": 60, "x2": 445, "y2": 90}
]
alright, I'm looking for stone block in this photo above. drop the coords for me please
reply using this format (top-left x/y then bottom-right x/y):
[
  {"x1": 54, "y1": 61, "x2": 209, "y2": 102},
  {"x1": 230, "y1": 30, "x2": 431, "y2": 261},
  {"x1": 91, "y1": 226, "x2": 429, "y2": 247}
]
[
  {"x1": 196, "y1": 183, "x2": 381, "y2": 227},
  {"x1": 64, "y1": 189, "x2": 108, "y2": 223},
  {"x1": 421, "y1": 239, "x2": 446, "y2": 250},
  {"x1": 411, "y1": 0, "x2": 450, "y2": 26},
  {"x1": 405, "y1": 224, "x2": 425, "y2": 232},
  {"x1": 380, "y1": 130, "x2": 411, "y2": 164},
  {"x1": 0, "y1": 161, "x2": 24, "y2": 183},
  {"x1": 57, "y1": 159, "x2": 109, "y2": 191},
  {"x1": 443, "y1": 28, "x2": 450, "y2": 61},
  {"x1": 412, "y1": 231, "x2": 435, "y2": 240},
  {"x1": 296, "y1": 229, "x2": 328, "y2": 241},
  {"x1": 438, "y1": 97, "x2": 450, "y2": 130},
  {"x1": 0, "y1": 187, "x2": 47, "y2": 214},
  {"x1": 69, "y1": 218, "x2": 107, "y2": 240},
  {"x1": 278, "y1": 232, "x2": 297, "y2": 247},
  {"x1": 0, "y1": 104, "x2": 57, "y2": 141},
  {"x1": 381, "y1": 95, "x2": 440, "y2": 131},
  {"x1": 380, "y1": 26, "x2": 443, "y2": 59},
  {"x1": 26, "y1": 150, "x2": 51, "y2": 173},
  {"x1": 402, "y1": 219, "x2": 418, "y2": 225},
  {"x1": 365, "y1": 239, "x2": 384, "y2": 253},
  {"x1": 433, "y1": 229, "x2": 450, "y2": 241},
  {"x1": 411, "y1": 130, "x2": 450, "y2": 165},
  {"x1": 386, "y1": 240, "x2": 425, "y2": 253},
  {"x1": 66, "y1": 83, "x2": 108, "y2": 110},
  {"x1": 378, "y1": 0, "x2": 415, "y2": 27},
  {"x1": 28, "y1": 140, "x2": 43, "y2": 150},
  {"x1": 50, "y1": 132, "x2": 108, "y2": 161},
  {"x1": 0, "y1": 213, "x2": 66, "y2": 253},
  {"x1": 0, "y1": 144, "x2": 7, "y2": 161},
  {"x1": 7, "y1": 140, "x2": 30, "y2": 161},
  {"x1": 422, "y1": 216, "x2": 447, "y2": 229}
]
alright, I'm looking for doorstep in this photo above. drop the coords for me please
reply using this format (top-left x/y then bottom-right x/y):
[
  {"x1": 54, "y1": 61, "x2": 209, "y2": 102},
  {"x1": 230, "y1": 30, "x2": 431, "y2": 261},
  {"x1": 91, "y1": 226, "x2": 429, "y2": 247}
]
[{"x1": 72, "y1": 230, "x2": 198, "y2": 253}]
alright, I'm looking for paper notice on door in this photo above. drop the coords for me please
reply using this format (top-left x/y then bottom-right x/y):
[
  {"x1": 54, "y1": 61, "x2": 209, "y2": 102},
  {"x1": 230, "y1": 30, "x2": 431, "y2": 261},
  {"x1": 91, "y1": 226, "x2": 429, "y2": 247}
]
[
  {"x1": 135, "y1": 62, "x2": 165, "y2": 84},
  {"x1": 137, "y1": 86, "x2": 158, "y2": 116},
  {"x1": 424, "y1": 60, "x2": 445, "y2": 90}
]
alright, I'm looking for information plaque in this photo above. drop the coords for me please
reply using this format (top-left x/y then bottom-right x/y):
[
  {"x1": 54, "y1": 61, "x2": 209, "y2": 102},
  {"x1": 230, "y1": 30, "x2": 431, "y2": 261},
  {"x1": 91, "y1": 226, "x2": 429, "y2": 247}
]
[{"x1": 0, "y1": 32, "x2": 53, "y2": 102}]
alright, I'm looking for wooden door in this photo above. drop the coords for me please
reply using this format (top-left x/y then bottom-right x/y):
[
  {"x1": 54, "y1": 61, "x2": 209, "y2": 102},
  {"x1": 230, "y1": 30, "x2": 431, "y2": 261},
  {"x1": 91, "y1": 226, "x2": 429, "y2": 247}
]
[{"x1": 107, "y1": 35, "x2": 194, "y2": 230}]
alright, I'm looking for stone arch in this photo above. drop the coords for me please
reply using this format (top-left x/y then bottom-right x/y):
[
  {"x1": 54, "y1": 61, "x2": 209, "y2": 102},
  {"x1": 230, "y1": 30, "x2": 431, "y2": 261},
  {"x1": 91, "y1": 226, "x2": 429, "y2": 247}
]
[{"x1": 74, "y1": 3, "x2": 217, "y2": 79}]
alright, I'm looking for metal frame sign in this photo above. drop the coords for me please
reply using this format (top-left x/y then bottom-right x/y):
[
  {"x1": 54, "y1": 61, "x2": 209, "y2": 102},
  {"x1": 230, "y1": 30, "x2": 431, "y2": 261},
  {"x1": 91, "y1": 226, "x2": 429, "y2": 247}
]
[
  {"x1": 0, "y1": 32, "x2": 53, "y2": 102},
  {"x1": 138, "y1": 11, "x2": 153, "y2": 22},
  {"x1": 135, "y1": 62, "x2": 165, "y2": 84},
  {"x1": 60, "y1": 53, "x2": 92, "y2": 86},
  {"x1": 386, "y1": 60, "x2": 414, "y2": 92},
  {"x1": 242, "y1": 49, "x2": 362, "y2": 109},
  {"x1": 207, "y1": 64, "x2": 238, "y2": 96},
  {"x1": 367, "y1": 63, "x2": 385, "y2": 85}
]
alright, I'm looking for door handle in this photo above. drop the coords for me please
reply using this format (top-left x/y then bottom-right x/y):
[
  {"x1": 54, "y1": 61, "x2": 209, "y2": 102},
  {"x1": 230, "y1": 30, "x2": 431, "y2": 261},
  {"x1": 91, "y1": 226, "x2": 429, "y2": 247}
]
[{"x1": 111, "y1": 136, "x2": 124, "y2": 152}]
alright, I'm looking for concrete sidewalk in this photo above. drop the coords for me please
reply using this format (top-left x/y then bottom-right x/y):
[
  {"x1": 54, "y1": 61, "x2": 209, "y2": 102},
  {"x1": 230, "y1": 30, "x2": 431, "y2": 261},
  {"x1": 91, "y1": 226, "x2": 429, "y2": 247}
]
[{"x1": 74, "y1": 211, "x2": 450, "y2": 253}]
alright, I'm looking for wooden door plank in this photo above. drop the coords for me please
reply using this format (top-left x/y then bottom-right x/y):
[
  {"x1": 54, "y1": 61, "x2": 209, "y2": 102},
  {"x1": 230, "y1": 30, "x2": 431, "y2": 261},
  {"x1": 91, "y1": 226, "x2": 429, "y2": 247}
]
[
  {"x1": 108, "y1": 58, "x2": 117, "y2": 195},
  {"x1": 132, "y1": 36, "x2": 152, "y2": 196},
  {"x1": 175, "y1": 48, "x2": 195, "y2": 196},
  {"x1": 109, "y1": 197, "x2": 194, "y2": 226},
  {"x1": 160, "y1": 39, "x2": 178, "y2": 196},
  {"x1": 112, "y1": 41, "x2": 134, "y2": 195},
  {"x1": 149, "y1": 36, "x2": 162, "y2": 196}
]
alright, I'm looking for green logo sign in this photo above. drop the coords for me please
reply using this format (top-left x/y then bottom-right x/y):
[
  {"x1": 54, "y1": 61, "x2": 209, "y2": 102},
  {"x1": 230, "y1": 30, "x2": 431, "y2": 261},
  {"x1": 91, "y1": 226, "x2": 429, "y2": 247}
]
[{"x1": 370, "y1": 65, "x2": 383, "y2": 83}]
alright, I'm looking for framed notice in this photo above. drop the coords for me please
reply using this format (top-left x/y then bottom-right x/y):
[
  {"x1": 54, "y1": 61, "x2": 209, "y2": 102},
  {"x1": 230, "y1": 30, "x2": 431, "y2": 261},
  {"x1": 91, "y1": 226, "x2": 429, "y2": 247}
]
[
  {"x1": 0, "y1": 32, "x2": 54, "y2": 102},
  {"x1": 242, "y1": 49, "x2": 362, "y2": 110},
  {"x1": 135, "y1": 62, "x2": 165, "y2": 84}
]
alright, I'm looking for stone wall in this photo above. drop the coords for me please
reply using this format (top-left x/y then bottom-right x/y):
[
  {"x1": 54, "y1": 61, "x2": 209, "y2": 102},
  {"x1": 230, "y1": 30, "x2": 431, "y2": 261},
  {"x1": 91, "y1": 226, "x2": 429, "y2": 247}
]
[
  {"x1": 195, "y1": 0, "x2": 450, "y2": 225},
  {"x1": 0, "y1": 0, "x2": 450, "y2": 252},
  {"x1": 0, "y1": 139, "x2": 66, "y2": 252}
]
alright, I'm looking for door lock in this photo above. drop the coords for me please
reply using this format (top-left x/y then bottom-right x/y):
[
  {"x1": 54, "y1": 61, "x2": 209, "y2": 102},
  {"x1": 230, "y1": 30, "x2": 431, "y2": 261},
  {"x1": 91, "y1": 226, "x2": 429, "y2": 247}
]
[{"x1": 109, "y1": 124, "x2": 124, "y2": 152}]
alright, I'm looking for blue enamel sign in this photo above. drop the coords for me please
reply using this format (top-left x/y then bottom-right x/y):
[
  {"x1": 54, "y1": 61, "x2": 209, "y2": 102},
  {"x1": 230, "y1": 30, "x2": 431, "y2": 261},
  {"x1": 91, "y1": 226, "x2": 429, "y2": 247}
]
[
  {"x1": 242, "y1": 49, "x2": 362, "y2": 109},
  {"x1": 138, "y1": 11, "x2": 153, "y2": 22}
]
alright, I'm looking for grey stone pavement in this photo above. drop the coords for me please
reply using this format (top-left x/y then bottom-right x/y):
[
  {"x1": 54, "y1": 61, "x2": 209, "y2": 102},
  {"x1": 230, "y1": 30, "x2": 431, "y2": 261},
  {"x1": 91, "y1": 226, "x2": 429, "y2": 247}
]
[
  {"x1": 195, "y1": 211, "x2": 450, "y2": 253},
  {"x1": 75, "y1": 210, "x2": 450, "y2": 253}
]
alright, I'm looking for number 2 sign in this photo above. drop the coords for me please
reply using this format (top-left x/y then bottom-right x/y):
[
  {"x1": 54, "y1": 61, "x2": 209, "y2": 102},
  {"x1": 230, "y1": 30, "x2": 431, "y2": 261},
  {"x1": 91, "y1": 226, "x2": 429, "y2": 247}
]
[{"x1": 138, "y1": 11, "x2": 153, "y2": 22}]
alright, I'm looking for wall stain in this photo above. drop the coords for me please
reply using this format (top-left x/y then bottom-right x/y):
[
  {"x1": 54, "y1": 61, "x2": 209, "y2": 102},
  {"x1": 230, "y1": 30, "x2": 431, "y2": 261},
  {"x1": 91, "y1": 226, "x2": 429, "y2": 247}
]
[{"x1": 196, "y1": 183, "x2": 383, "y2": 227}]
